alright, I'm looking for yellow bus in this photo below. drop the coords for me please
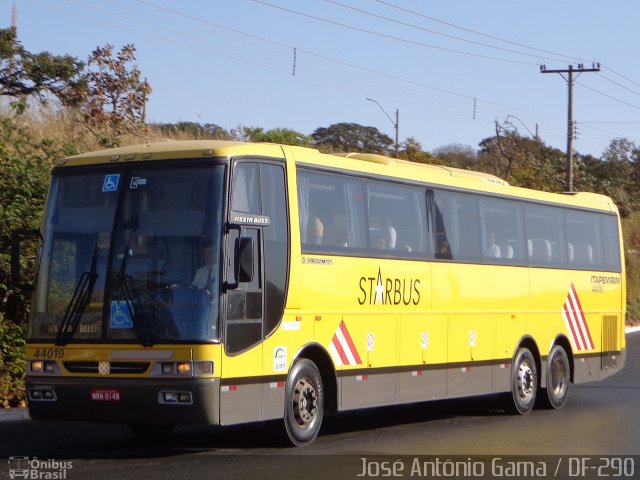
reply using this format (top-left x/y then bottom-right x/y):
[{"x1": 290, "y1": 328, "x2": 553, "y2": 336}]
[{"x1": 13, "y1": 140, "x2": 625, "y2": 445}]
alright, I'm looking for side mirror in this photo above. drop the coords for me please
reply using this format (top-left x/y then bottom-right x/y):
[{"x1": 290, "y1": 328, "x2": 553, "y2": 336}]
[
  {"x1": 237, "y1": 237, "x2": 254, "y2": 283},
  {"x1": 11, "y1": 229, "x2": 42, "y2": 292}
]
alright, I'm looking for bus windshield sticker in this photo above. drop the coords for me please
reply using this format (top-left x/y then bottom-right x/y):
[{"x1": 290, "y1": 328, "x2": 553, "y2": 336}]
[
  {"x1": 130, "y1": 177, "x2": 147, "y2": 189},
  {"x1": 110, "y1": 301, "x2": 134, "y2": 329},
  {"x1": 231, "y1": 212, "x2": 271, "y2": 226},
  {"x1": 102, "y1": 174, "x2": 120, "y2": 192}
]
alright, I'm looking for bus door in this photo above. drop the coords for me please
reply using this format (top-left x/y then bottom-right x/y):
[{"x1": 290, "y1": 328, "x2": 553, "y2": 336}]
[{"x1": 220, "y1": 160, "x2": 289, "y2": 424}]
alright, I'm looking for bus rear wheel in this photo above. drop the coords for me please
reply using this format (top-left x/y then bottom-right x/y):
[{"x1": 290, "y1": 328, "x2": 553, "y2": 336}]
[
  {"x1": 284, "y1": 359, "x2": 324, "y2": 446},
  {"x1": 539, "y1": 344, "x2": 570, "y2": 409},
  {"x1": 507, "y1": 347, "x2": 538, "y2": 414}
]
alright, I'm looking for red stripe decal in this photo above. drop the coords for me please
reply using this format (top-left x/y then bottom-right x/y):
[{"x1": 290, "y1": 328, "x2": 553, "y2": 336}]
[
  {"x1": 332, "y1": 334, "x2": 350, "y2": 365},
  {"x1": 340, "y1": 321, "x2": 362, "y2": 364},
  {"x1": 570, "y1": 284, "x2": 594, "y2": 348},
  {"x1": 564, "y1": 304, "x2": 582, "y2": 350},
  {"x1": 567, "y1": 289, "x2": 588, "y2": 349}
]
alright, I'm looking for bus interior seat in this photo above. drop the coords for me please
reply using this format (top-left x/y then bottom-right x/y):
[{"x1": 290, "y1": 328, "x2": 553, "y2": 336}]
[
  {"x1": 573, "y1": 243, "x2": 593, "y2": 264},
  {"x1": 528, "y1": 238, "x2": 551, "y2": 262},
  {"x1": 502, "y1": 244, "x2": 514, "y2": 259},
  {"x1": 398, "y1": 228, "x2": 417, "y2": 252},
  {"x1": 567, "y1": 242, "x2": 574, "y2": 263},
  {"x1": 307, "y1": 215, "x2": 324, "y2": 245},
  {"x1": 323, "y1": 214, "x2": 348, "y2": 247},
  {"x1": 370, "y1": 225, "x2": 397, "y2": 250}
]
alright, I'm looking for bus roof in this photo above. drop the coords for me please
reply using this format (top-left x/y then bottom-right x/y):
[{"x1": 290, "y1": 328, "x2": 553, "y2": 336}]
[{"x1": 57, "y1": 140, "x2": 618, "y2": 214}]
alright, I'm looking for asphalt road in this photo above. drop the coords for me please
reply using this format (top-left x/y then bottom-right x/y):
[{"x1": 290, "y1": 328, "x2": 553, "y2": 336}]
[{"x1": 1, "y1": 333, "x2": 639, "y2": 480}]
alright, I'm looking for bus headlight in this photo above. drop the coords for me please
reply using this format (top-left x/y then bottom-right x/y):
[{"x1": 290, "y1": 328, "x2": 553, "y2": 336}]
[
  {"x1": 29, "y1": 360, "x2": 59, "y2": 375},
  {"x1": 176, "y1": 362, "x2": 191, "y2": 375},
  {"x1": 154, "y1": 361, "x2": 214, "y2": 377},
  {"x1": 193, "y1": 361, "x2": 214, "y2": 376}
]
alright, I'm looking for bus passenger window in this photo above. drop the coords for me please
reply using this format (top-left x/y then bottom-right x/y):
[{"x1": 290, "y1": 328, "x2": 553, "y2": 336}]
[{"x1": 366, "y1": 181, "x2": 426, "y2": 256}]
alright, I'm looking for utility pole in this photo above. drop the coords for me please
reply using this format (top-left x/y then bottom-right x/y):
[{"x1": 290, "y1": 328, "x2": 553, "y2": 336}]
[
  {"x1": 366, "y1": 98, "x2": 399, "y2": 157},
  {"x1": 540, "y1": 63, "x2": 600, "y2": 192}
]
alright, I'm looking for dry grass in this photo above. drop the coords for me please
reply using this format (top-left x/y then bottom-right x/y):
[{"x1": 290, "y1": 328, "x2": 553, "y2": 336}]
[{"x1": 2, "y1": 102, "x2": 208, "y2": 156}]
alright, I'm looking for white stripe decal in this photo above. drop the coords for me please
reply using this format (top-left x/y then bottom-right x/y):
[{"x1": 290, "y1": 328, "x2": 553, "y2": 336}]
[{"x1": 563, "y1": 284, "x2": 594, "y2": 351}]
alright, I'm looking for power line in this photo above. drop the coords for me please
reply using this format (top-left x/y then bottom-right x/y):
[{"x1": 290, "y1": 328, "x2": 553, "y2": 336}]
[
  {"x1": 371, "y1": 0, "x2": 588, "y2": 63},
  {"x1": 601, "y1": 64, "x2": 640, "y2": 90},
  {"x1": 323, "y1": 0, "x2": 569, "y2": 63},
  {"x1": 541, "y1": 64, "x2": 601, "y2": 192},
  {"x1": 64, "y1": 0, "x2": 292, "y2": 67},
  {"x1": 596, "y1": 72, "x2": 640, "y2": 98},
  {"x1": 252, "y1": 0, "x2": 537, "y2": 66},
  {"x1": 27, "y1": 0, "x2": 293, "y2": 75},
  {"x1": 108, "y1": 0, "x2": 568, "y2": 123},
  {"x1": 26, "y1": 0, "x2": 638, "y2": 152},
  {"x1": 576, "y1": 81, "x2": 640, "y2": 112}
]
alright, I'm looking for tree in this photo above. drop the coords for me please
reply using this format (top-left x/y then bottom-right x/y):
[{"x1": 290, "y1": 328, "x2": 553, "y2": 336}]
[
  {"x1": 155, "y1": 122, "x2": 233, "y2": 140},
  {"x1": 311, "y1": 122, "x2": 393, "y2": 154},
  {"x1": 0, "y1": 117, "x2": 59, "y2": 326},
  {"x1": 477, "y1": 126, "x2": 564, "y2": 191},
  {"x1": 584, "y1": 138, "x2": 640, "y2": 216},
  {"x1": 397, "y1": 137, "x2": 438, "y2": 164},
  {"x1": 76, "y1": 44, "x2": 151, "y2": 147},
  {"x1": 433, "y1": 143, "x2": 477, "y2": 168},
  {"x1": 0, "y1": 28, "x2": 84, "y2": 109},
  {"x1": 241, "y1": 126, "x2": 311, "y2": 146}
]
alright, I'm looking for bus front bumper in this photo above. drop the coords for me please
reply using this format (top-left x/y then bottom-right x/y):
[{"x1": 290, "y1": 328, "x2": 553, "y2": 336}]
[{"x1": 26, "y1": 376, "x2": 220, "y2": 426}]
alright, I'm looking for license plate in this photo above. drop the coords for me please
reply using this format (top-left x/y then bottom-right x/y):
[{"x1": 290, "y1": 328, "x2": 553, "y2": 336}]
[{"x1": 90, "y1": 389, "x2": 121, "y2": 401}]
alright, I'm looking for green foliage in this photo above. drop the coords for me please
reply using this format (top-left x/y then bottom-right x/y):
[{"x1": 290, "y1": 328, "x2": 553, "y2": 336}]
[
  {"x1": 622, "y1": 212, "x2": 640, "y2": 323},
  {"x1": 74, "y1": 44, "x2": 151, "y2": 147},
  {"x1": 0, "y1": 116, "x2": 60, "y2": 324},
  {"x1": 0, "y1": 316, "x2": 26, "y2": 407},
  {"x1": 0, "y1": 116, "x2": 65, "y2": 407},
  {"x1": 477, "y1": 131, "x2": 565, "y2": 191},
  {"x1": 0, "y1": 28, "x2": 84, "y2": 104},
  {"x1": 241, "y1": 126, "x2": 311, "y2": 146},
  {"x1": 432, "y1": 143, "x2": 477, "y2": 168},
  {"x1": 312, "y1": 122, "x2": 393, "y2": 154}
]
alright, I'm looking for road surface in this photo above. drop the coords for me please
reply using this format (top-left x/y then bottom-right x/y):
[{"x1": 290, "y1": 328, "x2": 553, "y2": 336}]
[{"x1": 1, "y1": 333, "x2": 639, "y2": 479}]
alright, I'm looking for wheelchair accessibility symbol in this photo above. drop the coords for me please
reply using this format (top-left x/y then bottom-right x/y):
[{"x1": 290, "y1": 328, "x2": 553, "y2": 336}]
[
  {"x1": 102, "y1": 174, "x2": 120, "y2": 192},
  {"x1": 110, "y1": 301, "x2": 133, "y2": 329}
]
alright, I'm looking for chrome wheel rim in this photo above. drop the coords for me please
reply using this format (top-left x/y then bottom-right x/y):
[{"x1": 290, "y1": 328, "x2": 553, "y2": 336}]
[
  {"x1": 550, "y1": 355, "x2": 567, "y2": 397},
  {"x1": 292, "y1": 377, "x2": 317, "y2": 428},
  {"x1": 517, "y1": 360, "x2": 535, "y2": 401}
]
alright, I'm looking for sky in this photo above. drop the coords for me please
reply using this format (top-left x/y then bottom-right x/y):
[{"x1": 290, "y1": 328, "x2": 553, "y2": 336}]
[{"x1": 7, "y1": 0, "x2": 640, "y2": 158}]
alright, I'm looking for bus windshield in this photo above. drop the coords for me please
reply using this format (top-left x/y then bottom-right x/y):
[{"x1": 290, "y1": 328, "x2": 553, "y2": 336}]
[{"x1": 31, "y1": 164, "x2": 225, "y2": 344}]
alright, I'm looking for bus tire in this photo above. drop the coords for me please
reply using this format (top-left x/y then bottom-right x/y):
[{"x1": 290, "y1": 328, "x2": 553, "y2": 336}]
[
  {"x1": 284, "y1": 358, "x2": 324, "y2": 446},
  {"x1": 540, "y1": 344, "x2": 570, "y2": 409},
  {"x1": 507, "y1": 347, "x2": 538, "y2": 414}
]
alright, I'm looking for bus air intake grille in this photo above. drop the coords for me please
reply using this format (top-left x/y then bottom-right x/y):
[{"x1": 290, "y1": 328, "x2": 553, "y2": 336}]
[
  {"x1": 63, "y1": 361, "x2": 150, "y2": 374},
  {"x1": 601, "y1": 315, "x2": 618, "y2": 369}
]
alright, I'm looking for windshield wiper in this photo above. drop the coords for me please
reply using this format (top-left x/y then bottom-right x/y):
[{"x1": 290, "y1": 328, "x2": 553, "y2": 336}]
[
  {"x1": 116, "y1": 245, "x2": 153, "y2": 347},
  {"x1": 56, "y1": 246, "x2": 98, "y2": 346}
]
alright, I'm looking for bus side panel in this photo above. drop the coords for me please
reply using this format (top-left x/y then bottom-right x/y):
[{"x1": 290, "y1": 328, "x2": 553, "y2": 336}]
[
  {"x1": 219, "y1": 344, "x2": 263, "y2": 425},
  {"x1": 493, "y1": 313, "x2": 526, "y2": 392},
  {"x1": 397, "y1": 312, "x2": 447, "y2": 403},
  {"x1": 259, "y1": 314, "x2": 317, "y2": 421},
  {"x1": 432, "y1": 263, "x2": 529, "y2": 397},
  {"x1": 528, "y1": 268, "x2": 624, "y2": 385}
]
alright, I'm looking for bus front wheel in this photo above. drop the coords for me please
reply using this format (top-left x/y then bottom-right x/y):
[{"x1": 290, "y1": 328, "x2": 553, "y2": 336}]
[
  {"x1": 540, "y1": 344, "x2": 570, "y2": 409},
  {"x1": 284, "y1": 359, "x2": 324, "y2": 446},
  {"x1": 507, "y1": 347, "x2": 538, "y2": 414}
]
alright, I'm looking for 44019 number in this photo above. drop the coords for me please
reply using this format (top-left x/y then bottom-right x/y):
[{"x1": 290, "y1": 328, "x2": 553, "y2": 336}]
[{"x1": 32, "y1": 348, "x2": 64, "y2": 359}]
